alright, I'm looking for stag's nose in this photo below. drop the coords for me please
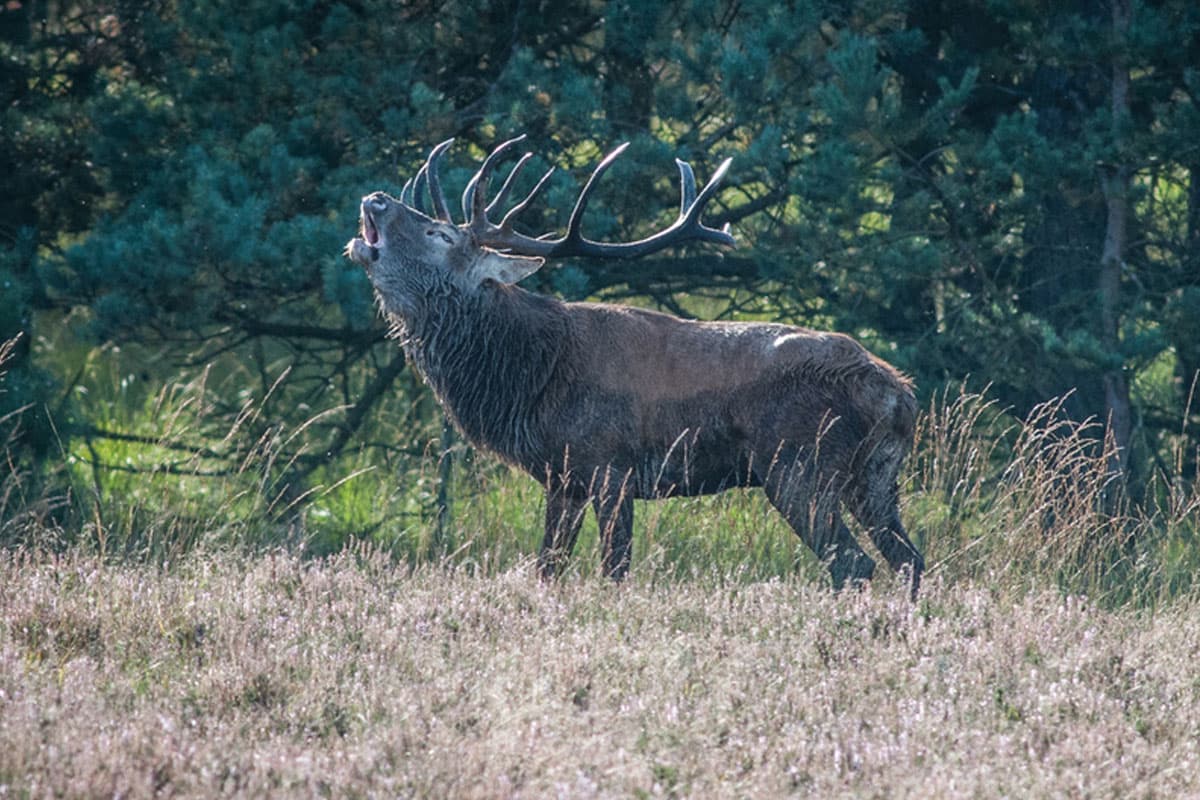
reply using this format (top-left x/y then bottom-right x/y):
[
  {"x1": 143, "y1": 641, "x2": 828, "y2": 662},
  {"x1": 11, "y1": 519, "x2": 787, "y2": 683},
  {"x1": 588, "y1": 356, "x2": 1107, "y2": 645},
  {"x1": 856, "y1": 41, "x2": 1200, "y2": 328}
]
[{"x1": 363, "y1": 193, "x2": 389, "y2": 213}]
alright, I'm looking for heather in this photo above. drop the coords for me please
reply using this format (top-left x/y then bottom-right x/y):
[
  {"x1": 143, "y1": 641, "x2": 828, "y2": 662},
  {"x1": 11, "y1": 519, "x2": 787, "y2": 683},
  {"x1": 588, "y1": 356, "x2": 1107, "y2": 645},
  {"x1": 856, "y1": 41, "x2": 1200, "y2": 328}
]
[{"x1": 3, "y1": 550, "x2": 1198, "y2": 799}]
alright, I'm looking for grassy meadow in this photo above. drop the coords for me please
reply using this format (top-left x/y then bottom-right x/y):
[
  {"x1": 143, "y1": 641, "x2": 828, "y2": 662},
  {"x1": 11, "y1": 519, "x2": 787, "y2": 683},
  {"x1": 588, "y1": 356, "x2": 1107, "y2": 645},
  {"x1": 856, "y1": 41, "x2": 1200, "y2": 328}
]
[
  {"x1": 2, "y1": 551, "x2": 1198, "y2": 798},
  {"x1": 3, "y1": 357, "x2": 1200, "y2": 796}
]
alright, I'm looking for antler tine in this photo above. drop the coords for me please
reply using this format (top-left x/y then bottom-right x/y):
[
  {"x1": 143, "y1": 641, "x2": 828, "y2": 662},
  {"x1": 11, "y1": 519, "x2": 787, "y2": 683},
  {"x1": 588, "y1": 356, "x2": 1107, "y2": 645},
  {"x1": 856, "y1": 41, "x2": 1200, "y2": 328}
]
[
  {"x1": 400, "y1": 176, "x2": 416, "y2": 207},
  {"x1": 462, "y1": 135, "x2": 526, "y2": 224},
  {"x1": 675, "y1": 158, "x2": 697, "y2": 217},
  {"x1": 411, "y1": 164, "x2": 431, "y2": 216},
  {"x1": 424, "y1": 138, "x2": 455, "y2": 222},
  {"x1": 497, "y1": 164, "x2": 557, "y2": 232},
  {"x1": 486, "y1": 152, "x2": 534, "y2": 217},
  {"x1": 684, "y1": 156, "x2": 732, "y2": 225},
  {"x1": 563, "y1": 142, "x2": 630, "y2": 246}
]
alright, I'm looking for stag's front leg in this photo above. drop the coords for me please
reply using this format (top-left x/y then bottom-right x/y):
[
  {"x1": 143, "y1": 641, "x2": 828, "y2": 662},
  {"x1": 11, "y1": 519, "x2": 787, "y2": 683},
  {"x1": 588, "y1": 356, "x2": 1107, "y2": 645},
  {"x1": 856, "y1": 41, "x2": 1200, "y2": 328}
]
[
  {"x1": 539, "y1": 479, "x2": 587, "y2": 579},
  {"x1": 592, "y1": 466, "x2": 634, "y2": 580}
]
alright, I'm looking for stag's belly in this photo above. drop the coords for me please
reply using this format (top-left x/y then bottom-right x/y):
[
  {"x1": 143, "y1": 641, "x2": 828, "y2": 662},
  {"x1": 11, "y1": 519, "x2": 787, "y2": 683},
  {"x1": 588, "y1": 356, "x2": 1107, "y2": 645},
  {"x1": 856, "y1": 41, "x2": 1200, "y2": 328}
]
[
  {"x1": 532, "y1": 362, "x2": 880, "y2": 501},
  {"x1": 628, "y1": 423, "x2": 760, "y2": 498},
  {"x1": 534, "y1": 382, "x2": 765, "y2": 498}
]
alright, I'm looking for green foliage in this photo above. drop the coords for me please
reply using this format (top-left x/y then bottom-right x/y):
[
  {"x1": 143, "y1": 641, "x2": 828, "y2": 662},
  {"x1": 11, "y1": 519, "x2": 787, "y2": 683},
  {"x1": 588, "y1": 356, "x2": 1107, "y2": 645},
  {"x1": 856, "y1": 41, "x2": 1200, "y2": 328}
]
[
  {"x1": 6, "y1": 346, "x2": 1197, "y2": 608},
  {"x1": 2, "y1": 0, "x2": 1199, "y2": 568}
]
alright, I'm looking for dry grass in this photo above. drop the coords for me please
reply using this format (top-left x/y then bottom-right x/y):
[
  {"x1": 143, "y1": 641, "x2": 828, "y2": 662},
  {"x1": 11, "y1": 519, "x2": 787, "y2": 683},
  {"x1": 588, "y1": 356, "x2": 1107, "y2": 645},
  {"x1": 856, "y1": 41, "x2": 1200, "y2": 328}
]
[
  {"x1": 2, "y1": 547, "x2": 1198, "y2": 798},
  {"x1": 911, "y1": 388, "x2": 1200, "y2": 605}
]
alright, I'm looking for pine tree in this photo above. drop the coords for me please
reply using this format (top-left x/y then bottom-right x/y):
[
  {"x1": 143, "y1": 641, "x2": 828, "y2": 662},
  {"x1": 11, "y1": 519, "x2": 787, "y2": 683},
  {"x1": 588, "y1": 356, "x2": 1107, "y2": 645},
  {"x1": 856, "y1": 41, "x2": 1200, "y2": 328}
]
[{"x1": 6, "y1": 0, "x2": 1199, "y2": 521}]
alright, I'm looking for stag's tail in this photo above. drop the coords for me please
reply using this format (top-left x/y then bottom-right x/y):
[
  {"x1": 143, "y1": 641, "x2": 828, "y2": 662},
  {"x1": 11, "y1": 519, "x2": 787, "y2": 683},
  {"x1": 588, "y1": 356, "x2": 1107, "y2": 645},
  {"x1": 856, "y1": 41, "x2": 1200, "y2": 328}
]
[{"x1": 852, "y1": 357, "x2": 917, "y2": 456}]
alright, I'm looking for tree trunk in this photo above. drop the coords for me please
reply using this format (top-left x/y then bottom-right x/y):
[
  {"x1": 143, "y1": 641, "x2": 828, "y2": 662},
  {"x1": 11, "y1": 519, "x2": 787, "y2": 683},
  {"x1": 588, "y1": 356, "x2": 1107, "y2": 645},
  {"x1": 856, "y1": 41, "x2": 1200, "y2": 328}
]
[{"x1": 1098, "y1": 0, "x2": 1133, "y2": 487}]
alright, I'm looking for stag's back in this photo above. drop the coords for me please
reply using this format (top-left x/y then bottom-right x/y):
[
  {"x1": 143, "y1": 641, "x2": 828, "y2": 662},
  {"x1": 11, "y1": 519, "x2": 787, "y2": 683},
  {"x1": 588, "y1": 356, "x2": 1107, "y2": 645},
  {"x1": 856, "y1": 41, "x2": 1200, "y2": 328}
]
[{"x1": 565, "y1": 301, "x2": 913, "y2": 430}]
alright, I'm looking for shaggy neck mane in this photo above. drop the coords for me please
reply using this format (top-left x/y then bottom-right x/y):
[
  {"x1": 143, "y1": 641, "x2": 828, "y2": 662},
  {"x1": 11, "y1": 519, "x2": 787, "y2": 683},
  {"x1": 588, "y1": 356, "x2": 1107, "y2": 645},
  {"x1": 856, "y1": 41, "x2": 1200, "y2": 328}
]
[{"x1": 397, "y1": 283, "x2": 568, "y2": 465}]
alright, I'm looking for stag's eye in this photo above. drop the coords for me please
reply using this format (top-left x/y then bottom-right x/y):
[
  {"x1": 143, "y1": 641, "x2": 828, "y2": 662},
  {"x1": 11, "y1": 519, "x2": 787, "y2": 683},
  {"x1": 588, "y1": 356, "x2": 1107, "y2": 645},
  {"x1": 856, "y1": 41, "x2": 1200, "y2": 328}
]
[{"x1": 427, "y1": 230, "x2": 453, "y2": 244}]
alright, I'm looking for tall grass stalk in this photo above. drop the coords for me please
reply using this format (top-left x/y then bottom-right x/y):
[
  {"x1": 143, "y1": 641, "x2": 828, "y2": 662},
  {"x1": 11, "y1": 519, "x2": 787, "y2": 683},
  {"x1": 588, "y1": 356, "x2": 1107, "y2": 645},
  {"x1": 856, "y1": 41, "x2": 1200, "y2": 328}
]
[{"x1": 910, "y1": 387, "x2": 1199, "y2": 605}]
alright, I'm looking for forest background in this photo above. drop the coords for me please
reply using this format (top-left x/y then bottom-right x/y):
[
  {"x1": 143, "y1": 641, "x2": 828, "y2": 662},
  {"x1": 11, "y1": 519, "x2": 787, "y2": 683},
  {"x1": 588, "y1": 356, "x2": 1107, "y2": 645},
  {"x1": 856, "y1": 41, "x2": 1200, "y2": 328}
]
[{"x1": 2, "y1": 0, "x2": 1199, "y2": 587}]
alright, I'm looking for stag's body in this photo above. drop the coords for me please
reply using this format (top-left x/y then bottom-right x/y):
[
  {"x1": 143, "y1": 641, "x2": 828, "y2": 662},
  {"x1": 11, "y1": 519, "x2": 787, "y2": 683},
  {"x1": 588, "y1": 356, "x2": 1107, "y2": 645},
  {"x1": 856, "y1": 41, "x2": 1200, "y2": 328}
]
[{"x1": 348, "y1": 137, "x2": 925, "y2": 595}]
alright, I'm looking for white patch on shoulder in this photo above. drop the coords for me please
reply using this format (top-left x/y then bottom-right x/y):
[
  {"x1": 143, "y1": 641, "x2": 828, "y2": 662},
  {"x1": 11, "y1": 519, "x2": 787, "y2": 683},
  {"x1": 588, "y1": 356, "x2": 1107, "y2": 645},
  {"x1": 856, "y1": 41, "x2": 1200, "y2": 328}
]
[{"x1": 770, "y1": 331, "x2": 825, "y2": 355}]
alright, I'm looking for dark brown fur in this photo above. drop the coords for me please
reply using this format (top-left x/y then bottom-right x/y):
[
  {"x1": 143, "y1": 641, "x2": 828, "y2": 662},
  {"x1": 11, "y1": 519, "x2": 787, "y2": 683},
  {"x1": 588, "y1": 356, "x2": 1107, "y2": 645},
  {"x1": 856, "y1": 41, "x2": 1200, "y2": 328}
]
[{"x1": 347, "y1": 185, "x2": 925, "y2": 596}]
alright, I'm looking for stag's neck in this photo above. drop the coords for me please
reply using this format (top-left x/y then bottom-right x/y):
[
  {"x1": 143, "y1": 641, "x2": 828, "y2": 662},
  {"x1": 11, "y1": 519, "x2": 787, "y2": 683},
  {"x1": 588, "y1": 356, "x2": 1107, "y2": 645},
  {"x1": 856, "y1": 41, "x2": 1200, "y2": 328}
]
[{"x1": 399, "y1": 284, "x2": 568, "y2": 464}]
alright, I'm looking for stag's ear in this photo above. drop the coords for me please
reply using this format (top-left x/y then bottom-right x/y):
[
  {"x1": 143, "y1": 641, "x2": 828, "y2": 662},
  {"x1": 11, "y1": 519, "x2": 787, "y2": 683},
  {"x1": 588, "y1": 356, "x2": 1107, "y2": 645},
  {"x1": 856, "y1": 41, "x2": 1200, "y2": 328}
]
[{"x1": 471, "y1": 250, "x2": 545, "y2": 285}]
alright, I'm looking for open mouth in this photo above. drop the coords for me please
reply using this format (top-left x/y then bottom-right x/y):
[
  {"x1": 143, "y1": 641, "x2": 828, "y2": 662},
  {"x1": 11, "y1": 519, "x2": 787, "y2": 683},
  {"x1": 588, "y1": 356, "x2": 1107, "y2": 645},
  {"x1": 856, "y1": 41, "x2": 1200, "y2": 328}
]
[{"x1": 362, "y1": 211, "x2": 380, "y2": 246}]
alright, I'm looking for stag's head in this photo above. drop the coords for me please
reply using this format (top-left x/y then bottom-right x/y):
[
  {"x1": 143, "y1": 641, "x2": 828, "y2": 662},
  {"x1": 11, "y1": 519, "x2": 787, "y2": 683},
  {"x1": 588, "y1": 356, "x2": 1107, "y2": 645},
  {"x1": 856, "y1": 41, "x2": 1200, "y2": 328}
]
[
  {"x1": 346, "y1": 190, "x2": 545, "y2": 300},
  {"x1": 346, "y1": 135, "x2": 735, "y2": 318}
]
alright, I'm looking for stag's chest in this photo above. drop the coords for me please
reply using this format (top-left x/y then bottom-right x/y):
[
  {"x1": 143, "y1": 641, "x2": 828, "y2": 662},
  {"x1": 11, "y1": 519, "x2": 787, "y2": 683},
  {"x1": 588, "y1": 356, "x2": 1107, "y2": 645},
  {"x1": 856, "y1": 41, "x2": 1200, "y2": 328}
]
[{"x1": 404, "y1": 334, "x2": 556, "y2": 467}]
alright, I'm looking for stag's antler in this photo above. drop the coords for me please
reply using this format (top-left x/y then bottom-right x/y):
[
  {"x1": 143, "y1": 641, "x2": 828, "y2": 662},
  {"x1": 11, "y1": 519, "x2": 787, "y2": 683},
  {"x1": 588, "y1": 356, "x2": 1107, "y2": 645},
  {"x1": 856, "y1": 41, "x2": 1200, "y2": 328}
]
[
  {"x1": 400, "y1": 139, "x2": 456, "y2": 222},
  {"x1": 408, "y1": 136, "x2": 735, "y2": 259}
]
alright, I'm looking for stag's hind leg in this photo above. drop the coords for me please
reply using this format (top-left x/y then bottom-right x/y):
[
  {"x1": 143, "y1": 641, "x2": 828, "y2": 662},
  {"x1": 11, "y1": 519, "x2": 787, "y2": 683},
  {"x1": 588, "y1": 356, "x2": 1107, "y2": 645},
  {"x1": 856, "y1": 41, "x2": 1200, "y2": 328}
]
[
  {"x1": 758, "y1": 451, "x2": 875, "y2": 590},
  {"x1": 849, "y1": 449, "x2": 925, "y2": 598},
  {"x1": 853, "y1": 496, "x2": 923, "y2": 599}
]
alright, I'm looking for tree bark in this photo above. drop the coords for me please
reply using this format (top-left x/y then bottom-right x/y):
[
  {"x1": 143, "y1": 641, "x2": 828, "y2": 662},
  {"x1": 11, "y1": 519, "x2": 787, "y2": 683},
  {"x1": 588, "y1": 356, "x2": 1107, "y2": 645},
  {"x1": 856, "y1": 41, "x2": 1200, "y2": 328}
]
[{"x1": 1098, "y1": 0, "x2": 1133, "y2": 486}]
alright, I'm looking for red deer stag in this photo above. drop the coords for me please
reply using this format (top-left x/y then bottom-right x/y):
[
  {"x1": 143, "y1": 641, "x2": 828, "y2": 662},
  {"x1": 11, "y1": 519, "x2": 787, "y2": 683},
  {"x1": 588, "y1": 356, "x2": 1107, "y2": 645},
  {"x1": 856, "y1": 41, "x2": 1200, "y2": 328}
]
[{"x1": 345, "y1": 137, "x2": 925, "y2": 596}]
